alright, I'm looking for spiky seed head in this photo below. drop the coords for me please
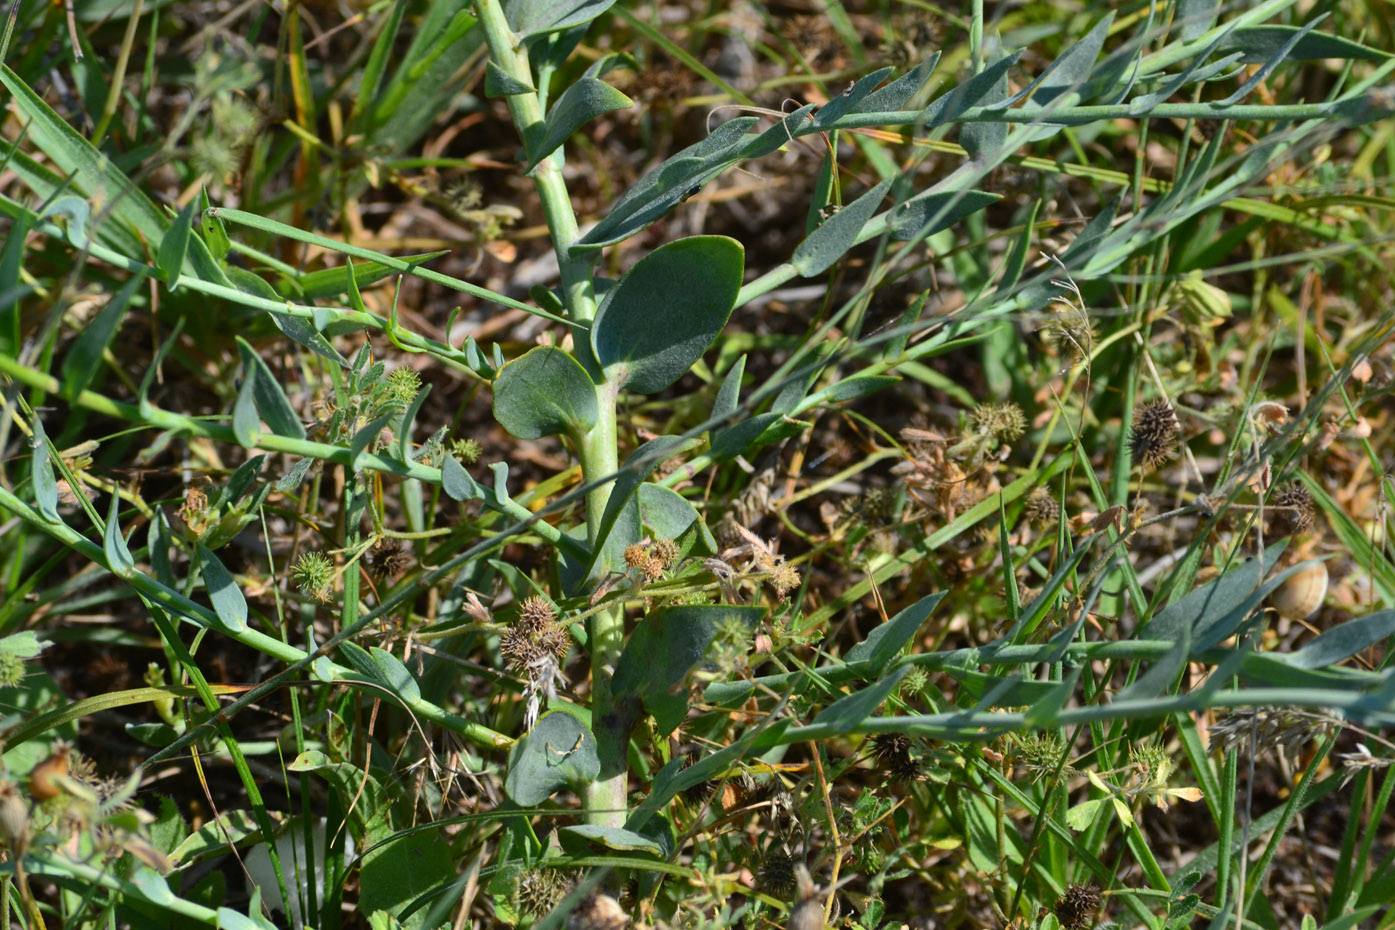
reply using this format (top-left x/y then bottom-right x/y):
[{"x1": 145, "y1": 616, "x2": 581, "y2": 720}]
[
  {"x1": 1269, "y1": 481, "x2": 1316, "y2": 536},
  {"x1": 501, "y1": 601, "x2": 571, "y2": 673},
  {"x1": 1129, "y1": 400, "x2": 1179, "y2": 471},
  {"x1": 971, "y1": 402, "x2": 1027, "y2": 441},
  {"x1": 1054, "y1": 882, "x2": 1101, "y2": 930},
  {"x1": 869, "y1": 732, "x2": 921, "y2": 780},
  {"x1": 623, "y1": 543, "x2": 648, "y2": 570},
  {"x1": 757, "y1": 850, "x2": 800, "y2": 898},
  {"x1": 365, "y1": 539, "x2": 411, "y2": 581},
  {"x1": 1023, "y1": 487, "x2": 1061, "y2": 524},
  {"x1": 518, "y1": 868, "x2": 573, "y2": 916},
  {"x1": 653, "y1": 537, "x2": 680, "y2": 569},
  {"x1": 519, "y1": 596, "x2": 557, "y2": 628}
]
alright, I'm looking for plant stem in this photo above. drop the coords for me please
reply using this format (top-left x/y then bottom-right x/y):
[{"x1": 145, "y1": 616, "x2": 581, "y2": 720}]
[{"x1": 474, "y1": 0, "x2": 626, "y2": 826}]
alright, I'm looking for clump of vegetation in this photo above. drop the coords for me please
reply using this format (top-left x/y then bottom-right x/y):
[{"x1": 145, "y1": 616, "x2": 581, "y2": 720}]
[{"x1": 2, "y1": 0, "x2": 1394, "y2": 928}]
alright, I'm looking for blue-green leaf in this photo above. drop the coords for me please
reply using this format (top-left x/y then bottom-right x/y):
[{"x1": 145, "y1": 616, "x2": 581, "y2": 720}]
[
  {"x1": 156, "y1": 200, "x2": 199, "y2": 289},
  {"x1": 397, "y1": 384, "x2": 432, "y2": 461},
  {"x1": 232, "y1": 371, "x2": 260, "y2": 447},
  {"x1": 441, "y1": 455, "x2": 481, "y2": 501},
  {"x1": 30, "y1": 420, "x2": 59, "y2": 523},
  {"x1": 197, "y1": 544, "x2": 249, "y2": 632},
  {"x1": 506, "y1": 0, "x2": 616, "y2": 38},
  {"x1": 923, "y1": 52, "x2": 1022, "y2": 127},
  {"x1": 845, "y1": 592, "x2": 946, "y2": 674},
  {"x1": 812, "y1": 667, "x2": 908, "y2": 731},
  {"x1": 348, "y1": 413, "x2": 395, "y2": 469},
  {"x1": 369, "y1": 647, "x2": 421, "y2": 701},
  {"x1": 61, "y1": 275, "x2": 141, "y2": 402},
  {"x1": 591, "y1": 236, "x2": 743, "y2": 394},
  {"x1": 613, "y1": 605, "x2": 766, "y2": 735},
  {"x1": 485, "y1": 61, "x2": 534, "y2": 96},
  {"x1": 576, "y1": 117, "x2": 759, "y2": 248},
  {"x1": 492, "y1": 346, "x2": 599, "y2": 440},
  {"x1": 236, "y1": 338, "x2": 306, "y2": 439},
  {"x1": 890, "y1": 190, "x2": 999, "y2": 241},
  {"x1": 791, "y1": 179, "x2": 891, "y2": 276},
  {"x1": 504, "y1": 710, "x2": 600, "y2": 805},
  {"x1": 104, "y1": 492, "x2": 135, "y2": 577},
  {"x1": 1285, "y1": 609, "x2": 1395, "y2": 670},
  {"x1": 559, "y1": 824, "x2": 666, "y2": 856},
  {"x1": 527, "y1": 77, "x2": 632, "y2": 171},
  {"x1": 1219, "y1": 25, "x2": 1390, "y2": 64}
]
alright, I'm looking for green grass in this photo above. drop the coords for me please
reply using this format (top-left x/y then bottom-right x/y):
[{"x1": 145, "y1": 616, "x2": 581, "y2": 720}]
[{"x1": 2, "y1": 0, "x2": 1395, "y2": 928}]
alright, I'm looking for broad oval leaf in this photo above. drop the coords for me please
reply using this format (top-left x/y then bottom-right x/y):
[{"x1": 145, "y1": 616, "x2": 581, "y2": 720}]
[
  {"x1": 369, "y1": 647, "x2": 421, "y2": 702},
  {"x1": 441, "y1": 454, "x2": 482, "y2": 501},
  {"x1": 527, "y1": 77, "x2": 632, "y2": 171},
  {"x1": 560, "y1": 824, "x2": 666, "y2": 855},
  {"x1": 791, "y1": 179, "x2": 891, "y2": 277},
  {"x1": 504, "y1": 710, "x2": 600, "y2": 805},
  {"x1": 493, "y1": 346, "x2": 598, "y2": 440},
  {"x1": 197, "y1": 544, "x2": 249, "y2": 632},
  {"x1": 591, "y1": 236, "x2": 743, "y2": 394},
  {"x1": 506, "y1": 0, "x2": 616, "y2": 38}
]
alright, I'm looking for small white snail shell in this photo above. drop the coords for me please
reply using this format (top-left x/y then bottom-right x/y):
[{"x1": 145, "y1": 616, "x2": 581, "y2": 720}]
[{"x1": 1270, "y1": 560, "x2": 1329, "y2": 620}]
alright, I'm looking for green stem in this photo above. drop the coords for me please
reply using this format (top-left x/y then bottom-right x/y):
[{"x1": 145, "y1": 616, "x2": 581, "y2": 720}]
[{"x1": 474, "y1": 0, "x2": 626, "y2": 826}]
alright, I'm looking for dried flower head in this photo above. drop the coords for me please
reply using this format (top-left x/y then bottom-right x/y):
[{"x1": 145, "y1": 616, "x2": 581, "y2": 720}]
[
  {"x1": 1269, "y1": 481, "x2": 1316, "y2": 537},
  {"x1": 971, "y1": 401, "x2": 1027, "y2": 441},
  {"x1": 519, "y1": 596, "x2": 558, "y2": 628},
  {"x1": 518, "y1": 868, "x2": 573, "y2": 916},
  {"x1": 1054, "y1": 882, "x2": 1101, "y2": 929},
  {"x1": 756, "y1": 850, "x2": 800, "y2": 899},
  {"x1": 365, "y1": 539, "x2": 411, "y2": 582},
  {"x1": 1023, "y1": 486, "x2": 1060, "y2": 524},
  {"x1": 766, "y1": 557, "x2": 801, "y2": 599},
  {"x1": 868, "y1": 732, "x2": 921, "y2": 780},
  {"x1": 1129, "y1": 399, "x2": 1179, "y2": 471},
  {"x1": 653, "y1": 537, "x2": 680, "y2": 569},
  {"x1": 679, "y1": 753, "x2": 719, "y2": 806}
]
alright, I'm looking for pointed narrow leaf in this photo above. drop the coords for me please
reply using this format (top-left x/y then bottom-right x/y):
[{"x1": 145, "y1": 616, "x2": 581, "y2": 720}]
[
  {"x1": 845, "y1": 592, "x2": 946, "y2": 673},
  {"x1": 808, "y1": 66, "x2": 894, "y2": 129},
  {"x1": 1216, "y1": 18, "x2": 1322, "y2": 106},
  {"x1": 526, "y1": 77, "x2": 632, "y2": 171},
  {"x1": 370, "y1": 647, "x2": 421, "y2": 701},
  {"x1": 891, "y1": 191, "x2": 999, "y2": 241},
  {"x1": 812, "y1": 667, "x2": 908, "y2": 730},
  {"x1": 0, "y1": 66, "x2": 170, "y2": 255},
  {"x1": 712, "y1": 356, "x2": 747, "y2": 423},
  {"x1": 958, "y1": 60, "x2": 1010, "y2": 162},
  {"x1": 923, "y1": 51, "x2": 1022, "y2": 126},
  {"x1": 30, "y1": 420, "x2": 59, "y2": 523},
  {"x1": 104, "y1": 493, "x2": 135, "y2": 577},
  {"x1": 576, "y1": 117, "x2": 758, "y2": 248},
  {"x1": 197, "y1": 544, "x2": 249, "y2": 632},
  {"x1": 485, "y1": 61, "x2": 534, "y2": 96},
  {"x1": 1220, "y1": 24, "x2": 1389, "y2": 63},
  {"x1": 348, "y1": 413, "x2": 394, "y2": 468},
  {"x1": 1016, "y1": 13, "x2": 1115, "y2": 110},
  {"x1": 1175, "y1": 0, "x2": 1220, "y2": 42},
  {"x1": 591, "y1": 236, "x2": 743, "y2": 393},
  {"x1": 397, "y1": 384, "x2": 432, "y2": 461},
  {"x1": 492, "y1": 346, "x2": 598, "y2": 440},
  {"x1": 1286, "y1": 609, "x2": 1395, "y2": 670},
  {"x1": 232, "y1": 370, "x2": 260, "y2": 447},
  {"x1": 504, "y1": 710, "x2": 600, "y2": 805},
  {"x1": 61, "y1": 275, "x2": 141, "y2": 401},
  {"x1": 156, "y1": 200, "x2": 199, "y2": 289},
  {"x1": 856, "y1": 54, "x2": 940, "y2": 113},
  {"x1": 791, "y1": 179, "x2": 892, "y2": 276},
  {"x1": 236, "y1": 338, "x2": 306, "y2": 439}
]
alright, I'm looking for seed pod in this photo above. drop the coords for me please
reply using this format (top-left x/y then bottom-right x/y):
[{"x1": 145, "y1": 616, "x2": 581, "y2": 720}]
[{"x1": 1271, "y1": 561, "x2": 1328, "y2": 620}]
